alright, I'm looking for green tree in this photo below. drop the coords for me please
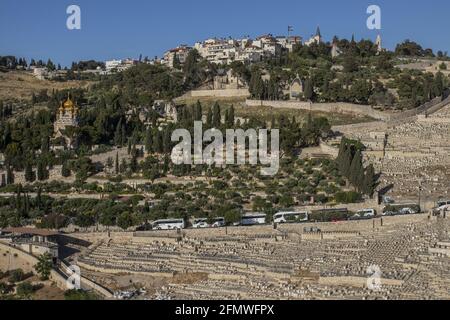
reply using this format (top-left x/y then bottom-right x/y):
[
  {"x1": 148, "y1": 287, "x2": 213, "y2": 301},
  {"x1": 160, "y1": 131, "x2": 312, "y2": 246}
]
[
  {"x1": 115, "y1": 152, "x2": 120, "y2": 174},
  {"x1": 36, "y1": 161, "x2": 48, "y2": 181},
  {"x1": 363, "y1": 164, "x2": 377, "y2": 197},
  {"x1": 343, "y1": 54, "x2": 359, "y2": 73},
  {"x1": 117, "y1": 211, "x2": 134, "y2": 230},
  {"x1": 303, "y1": 78, "x2": 314, "y2": 101},
  {"x1": 145, "y1": 128, "x2": 152, "y2": 154},
  {"x1": 249, "y1": 69, "x2": 265, "y2": 99},
  {"x1": 16, "y1": 282, "x2": 36, "y2": 297},
  {"x1": 212, "y1": 102, "x2": 221, "y2": 127},
  {"x1": 61, "y1": 161, "x2": 71, "y2": 177},
  {"x1": 206, "y1": 107, "x2": 213, "y2": 127},
  {"x1": 34, "y1": 253, "x2": 53, "y2": 280},
  {"x1": 194, "y1": 100, "x2": 203, "y2": 121},
  {"x1": 24, "y1": 162, "x2": 35, "y2": 182},
  {"x1": 228, "y1": 105, "x2": 235, "y2": 127},
  {"x1": 8, "y1": 269, "x2": 24, "y2": 283},
  {"x1": 183, "y1": 49, "x2": 203, "y2": 89},
  {"x1": 64, "y1": 289, "x2": 98, "y2": 300},
  {"x1": 349, "y1": 150, "x2": 364, "y2": 192},
  {"x1": 224, "y1": 209, "x2": 241, "y2": 226}
]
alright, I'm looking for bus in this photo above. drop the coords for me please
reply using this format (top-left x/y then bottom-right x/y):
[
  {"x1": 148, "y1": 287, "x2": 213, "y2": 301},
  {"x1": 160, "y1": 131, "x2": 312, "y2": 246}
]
[
  {"x1": 240, "y1": 213, "x2": 267, "y2": 226},
  {"x1": 273, "y1": 211, "x2": 309, "y2": 224},
  {"x1": 152, "y1": 219, "x2": 185, "y2": 230}
]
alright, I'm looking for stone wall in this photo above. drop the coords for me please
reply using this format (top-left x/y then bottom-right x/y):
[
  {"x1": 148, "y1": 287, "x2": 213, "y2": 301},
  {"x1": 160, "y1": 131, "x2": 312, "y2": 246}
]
[
  {"x1": 319, "y1": 140, "x2": 339, "y2": 158},
  {"x1": 0, "y1": 241, "x2": 37, "y2": 273},
  {"x1": 0, "y1": 241, "x2": 67, "y2": 290},
  {"x1": 0, "y1": 241, "x2": 112, "y2": 298},
  {"x1": 245, "y1": 100, "x2": 390, "y2": 120},
  {"x1": 0, "y1": 165, "x2": 63, "y2": 186},
  {"x1": 247, "y1": 95, "x2": 450, "y2": 124},
  {"x1": 386, "y1": 95, "x2": 450, "y2": 128},
  {"x1": 181, "y1": 89, "x2": 250, "y2": 99}
]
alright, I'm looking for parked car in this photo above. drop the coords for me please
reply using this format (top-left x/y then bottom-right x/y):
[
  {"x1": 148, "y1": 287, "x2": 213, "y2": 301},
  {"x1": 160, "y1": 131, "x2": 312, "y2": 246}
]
[
  {"x1": 211, "y1": 217, "x2": 226, "y2": 228},
  {"x1": 349, "y1": 213, "x2": 363, "y2": 221},
  {"x1": 400, "y1": 207, "x2": 415, "y2": 215},
  {"x1": 357, "y1": 209, "x2": 376, "y2": 218},
  {"x1": 192, "y1": 219, "x2": 210, "y2": 229},
  {"x1": 193, "y1": 222, "x2": 209, "y2": 229}
]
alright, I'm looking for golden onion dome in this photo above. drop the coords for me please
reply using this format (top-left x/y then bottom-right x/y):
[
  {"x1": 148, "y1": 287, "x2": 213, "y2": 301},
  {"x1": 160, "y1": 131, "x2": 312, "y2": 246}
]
[{"x1": 63, "y1": 97, "x2": 75, "y2": 109}]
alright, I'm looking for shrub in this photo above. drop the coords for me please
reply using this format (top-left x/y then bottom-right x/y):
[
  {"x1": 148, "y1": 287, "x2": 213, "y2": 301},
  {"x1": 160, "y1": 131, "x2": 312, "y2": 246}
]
[
  {"x1": 8, "y1": 269, "x2": 25, "y2": 283},
  {"x1": 64, "y1": 289, "x2": 99, "y2": 300},
  {"x1": 16, "y1": 282, "x2": 36, "y2": 297},
  {"x1": 310, "y1": 210, "x2": 349, "y2": 222},
  {"x1": 335, "y1": 191, "x2": 362, "y2": 204}
]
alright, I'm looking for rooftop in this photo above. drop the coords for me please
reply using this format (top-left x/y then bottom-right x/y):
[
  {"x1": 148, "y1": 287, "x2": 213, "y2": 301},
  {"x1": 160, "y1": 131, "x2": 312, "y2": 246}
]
[{"x1": 2, "y1": 227, "x2": 60, "y2": 237}]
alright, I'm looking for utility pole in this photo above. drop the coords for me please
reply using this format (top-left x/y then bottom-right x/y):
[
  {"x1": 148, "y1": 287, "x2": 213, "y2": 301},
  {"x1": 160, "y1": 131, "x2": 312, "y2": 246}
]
[{"x1": 418, "y1": 181, "x2": 423, "y2": 213}]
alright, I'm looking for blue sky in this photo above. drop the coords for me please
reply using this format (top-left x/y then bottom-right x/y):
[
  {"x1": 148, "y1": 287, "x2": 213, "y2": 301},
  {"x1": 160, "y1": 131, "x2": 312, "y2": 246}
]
[{"x1": 1, "y1": 0, "x2": 449, "y2": 66}]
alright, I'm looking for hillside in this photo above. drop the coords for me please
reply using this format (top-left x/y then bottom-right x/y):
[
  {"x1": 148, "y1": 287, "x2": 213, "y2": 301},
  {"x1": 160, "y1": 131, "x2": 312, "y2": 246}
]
[{"x1": 0, "y1": 70, "x2": 94, "y2": 102}]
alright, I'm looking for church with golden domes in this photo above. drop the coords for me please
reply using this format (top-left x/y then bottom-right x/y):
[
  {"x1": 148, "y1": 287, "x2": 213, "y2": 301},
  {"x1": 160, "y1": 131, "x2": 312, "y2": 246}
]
[{"x1": 54, "y1": 94, "x2": 79, "y2": 147}]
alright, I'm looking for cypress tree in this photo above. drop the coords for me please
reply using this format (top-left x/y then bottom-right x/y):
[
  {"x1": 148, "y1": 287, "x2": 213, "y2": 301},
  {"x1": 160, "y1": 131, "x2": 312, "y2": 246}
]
[
  {"x1": 127, "y1": 139, "x2": 132, "y2": 155},
  {"x1": 163, "y1": 128, "x2": 172, "y2": 153},
  {"x1": 224, "y1": 109, "x2": 229, "y2": 128},
  {"x1": 194, "y1": 100, "x2": 203, "y2": 121},
  {"x1": 6, "y1": 165, "x2": 14, "y2": 185},
  {"x1": 304, "y1": 78, "x2": 314, "y2": 101},
  {"x1": 36, "y1": 187, "x2": 42, "y2": 210},
  {"x1": 341, "y1": 145, "x2": 353, "y2": 178},
  {"x1": 363, "y1": 164, "x2": 376, "y2": 197},
  {"x1": 349, "y1": 150, "x2": 364, "y2": 191},
  {"x1": 61, "y1": 161, "x2": 71, "y2": 177},
  {"x1": 115, "y1": 152, "x2": 119, "y2": 174},
  {"x1": 228, "y1": 105, "x2": 235, "y2": 127},
  {"x1": 206, "y1": 108, "x2": 213, "y2": 127},
  {"x1": 153, "y1": 131, "x2": 163, "y2": 153},
  {"x1": 130, "y1": 153, "x2": 138, "y2": 173},
  {"x1": 114, "y1": 119, "x2": 122, "y2": 146},
  {"x1": 212, "y1": 102, "x2": 221, "y2": 127},
  {"x1": 25, "y1": 162, "x2": 35, "y2": 182},
  {"x1": 336, "y1": 139, "x2": 346, "y2": 170},
  {"x1": 121, "y1": 124, "x2": 126, "y2": 147},
  {"x1": 271, "y1": 115, "x2": 276, "y2": 129},
  {"x1": 145, "y1": 128, "x2": 152, "y2": 154},
  {"x1": 37, "y1": 161, "x2": 47, "y2": 181}
]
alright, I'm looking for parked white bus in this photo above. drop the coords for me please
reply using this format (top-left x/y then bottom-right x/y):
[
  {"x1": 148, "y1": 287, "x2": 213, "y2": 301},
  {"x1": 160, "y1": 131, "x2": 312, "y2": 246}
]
[
  {"x1": 152, "y1": 219, "x2": 185, "y2": 230},
  {"x1": 273, "y1": 211, "x2": 309, "y2": 224},
  {"x1": 241, "y1": 213, "x2": 266, "y2": 226}
]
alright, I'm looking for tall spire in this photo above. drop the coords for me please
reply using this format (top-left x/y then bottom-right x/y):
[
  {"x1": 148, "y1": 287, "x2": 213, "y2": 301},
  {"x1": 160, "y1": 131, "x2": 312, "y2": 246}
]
[
  {"x1": 375, "y1": 34, "x2": 382, "y2": 52},
  {"x1": 316, "y1": 26, "x2": 321, "y2": 38}
]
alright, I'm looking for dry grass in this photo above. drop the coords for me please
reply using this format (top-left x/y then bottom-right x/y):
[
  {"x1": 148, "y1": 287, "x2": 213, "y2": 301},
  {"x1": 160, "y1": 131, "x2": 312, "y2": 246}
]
[{"x1": 0, "y1": 70, "x2": 93, "y2": 102}]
